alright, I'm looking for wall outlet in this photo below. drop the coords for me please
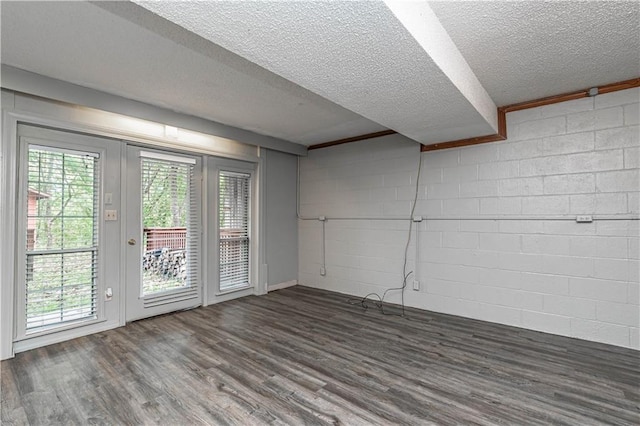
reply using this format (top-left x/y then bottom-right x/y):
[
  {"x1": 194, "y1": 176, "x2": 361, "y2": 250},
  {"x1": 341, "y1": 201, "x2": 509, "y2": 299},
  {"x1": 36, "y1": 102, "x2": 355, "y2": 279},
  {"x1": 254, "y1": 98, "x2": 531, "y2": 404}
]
[
  {"x1": 105, "y1": 210, "x2": 118, "y2": 221},
  {"x1": 320, "y1": 266, "x2": 326, "y2": 276},
  {"x1": 576, "y1": 215, "x2": 593, "y2": 223},
  {"x1": 413, "y1": 280, "x2": 420, "y2": 291}
]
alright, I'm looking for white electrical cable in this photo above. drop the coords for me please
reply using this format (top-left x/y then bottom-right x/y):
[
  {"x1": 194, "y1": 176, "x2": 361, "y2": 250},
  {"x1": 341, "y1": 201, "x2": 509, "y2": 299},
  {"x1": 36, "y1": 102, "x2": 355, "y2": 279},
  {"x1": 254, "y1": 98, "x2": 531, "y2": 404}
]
[
  {"x1": 414, "y1": 218, "x2": 420, "y2": 289},
  {"x1": 321, "y1": 219, "x2": 326, "y2": 275},
  {"x1": 394, "y1": 149, "x2": 424, "y2": 313}
]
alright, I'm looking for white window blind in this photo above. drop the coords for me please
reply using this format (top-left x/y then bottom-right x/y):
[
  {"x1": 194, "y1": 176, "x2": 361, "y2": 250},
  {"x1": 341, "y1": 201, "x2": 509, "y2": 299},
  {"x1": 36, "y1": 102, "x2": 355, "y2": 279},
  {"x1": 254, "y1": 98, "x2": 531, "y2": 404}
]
[
  {"x1": 24, "y1": 145, "x2": 100, "y2": 331},
  {"x1": 218, "y1": 170, "x2": 250, "y2": 291},
  {"x1": 140, "y1": 157, "x2": 199, "y2": 306}
]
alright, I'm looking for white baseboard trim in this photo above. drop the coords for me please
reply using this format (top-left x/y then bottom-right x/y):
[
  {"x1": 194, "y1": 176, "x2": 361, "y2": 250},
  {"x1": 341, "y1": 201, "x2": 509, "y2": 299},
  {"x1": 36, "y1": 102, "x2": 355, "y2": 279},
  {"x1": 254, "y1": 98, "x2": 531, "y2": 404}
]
[{"x1": 268, "y1": 280, "x2": 297, "y2": 292}]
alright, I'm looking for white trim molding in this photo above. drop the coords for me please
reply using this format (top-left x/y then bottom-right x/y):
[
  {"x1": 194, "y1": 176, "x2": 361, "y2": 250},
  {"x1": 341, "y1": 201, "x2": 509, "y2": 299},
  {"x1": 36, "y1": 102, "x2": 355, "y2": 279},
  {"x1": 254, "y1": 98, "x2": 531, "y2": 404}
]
[{"x1": 268, "y1": 280, "x2": 298, "y2": 292}]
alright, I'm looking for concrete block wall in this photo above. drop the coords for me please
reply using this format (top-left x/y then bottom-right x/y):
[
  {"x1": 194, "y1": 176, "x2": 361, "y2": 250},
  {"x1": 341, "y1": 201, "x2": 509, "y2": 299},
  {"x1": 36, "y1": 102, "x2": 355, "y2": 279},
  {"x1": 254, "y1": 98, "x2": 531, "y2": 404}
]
[{"x1": 298, "y1": 87, "x2": 639, "y2": 349}]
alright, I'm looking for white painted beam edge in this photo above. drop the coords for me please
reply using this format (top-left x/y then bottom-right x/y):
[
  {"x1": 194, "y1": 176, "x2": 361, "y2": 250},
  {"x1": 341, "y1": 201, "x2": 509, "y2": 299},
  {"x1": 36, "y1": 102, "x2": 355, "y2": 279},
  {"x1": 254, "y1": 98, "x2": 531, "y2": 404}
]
[
  {"x1": 384, "y1": 1, "x2": 498, "y2": 133},
  {"x1": 0, "y1": 65, "x2": 308, "y2": 156}
]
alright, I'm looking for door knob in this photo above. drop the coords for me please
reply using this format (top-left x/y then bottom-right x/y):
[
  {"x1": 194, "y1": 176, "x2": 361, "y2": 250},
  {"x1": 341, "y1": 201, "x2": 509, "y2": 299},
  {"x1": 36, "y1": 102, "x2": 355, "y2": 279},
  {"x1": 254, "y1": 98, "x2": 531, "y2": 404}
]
[{"x1": 128, "y1": 238, "x2": 136, "y2": 246}]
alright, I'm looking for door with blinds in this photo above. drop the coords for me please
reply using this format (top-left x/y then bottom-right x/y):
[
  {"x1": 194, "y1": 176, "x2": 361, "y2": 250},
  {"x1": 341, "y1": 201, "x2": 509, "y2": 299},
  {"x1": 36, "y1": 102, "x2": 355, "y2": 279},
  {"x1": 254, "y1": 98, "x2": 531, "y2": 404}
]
[
  {"x1": 14, "y1": 126, "x2": 113, "y2": 341},
  {"x1": 125, "y1": 147, "x2": 202, "y2": 321}
]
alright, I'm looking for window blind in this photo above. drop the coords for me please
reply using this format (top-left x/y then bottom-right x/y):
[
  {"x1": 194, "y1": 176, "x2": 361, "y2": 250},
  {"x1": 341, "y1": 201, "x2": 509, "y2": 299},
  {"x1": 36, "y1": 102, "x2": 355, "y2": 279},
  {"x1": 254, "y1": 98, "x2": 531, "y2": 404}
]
[
  {"x1": 140, "y1": 156, "x2": 200, "y2": 306},
  {"x1": 218, "y1": 170, "x2": 250, "y2": 291},
  {"x1": 24, "y1": 145, "x2": 100, "y2": 331}
]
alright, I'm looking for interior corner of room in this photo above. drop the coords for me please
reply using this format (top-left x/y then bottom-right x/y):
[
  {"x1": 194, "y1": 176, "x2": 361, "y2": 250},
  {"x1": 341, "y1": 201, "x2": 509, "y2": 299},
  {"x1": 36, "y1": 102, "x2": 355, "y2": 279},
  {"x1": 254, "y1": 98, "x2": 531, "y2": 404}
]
[{"x1": 1, "y1": 1, "x2": 638, "y2": 424}]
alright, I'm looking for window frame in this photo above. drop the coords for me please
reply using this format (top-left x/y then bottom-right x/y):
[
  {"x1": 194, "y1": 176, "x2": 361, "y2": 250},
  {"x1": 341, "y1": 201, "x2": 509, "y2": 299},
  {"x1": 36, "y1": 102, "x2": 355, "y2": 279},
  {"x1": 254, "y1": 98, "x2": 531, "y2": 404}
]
[
  {"x1": 15, "y1": 136, "x2": 107, "y2": 341},
  {"x1": 218, "y1": 169, "x2": 251, "y2": 293},
  {"x1": 212, "y1": 161, "x2": 256, "y2": 296}
]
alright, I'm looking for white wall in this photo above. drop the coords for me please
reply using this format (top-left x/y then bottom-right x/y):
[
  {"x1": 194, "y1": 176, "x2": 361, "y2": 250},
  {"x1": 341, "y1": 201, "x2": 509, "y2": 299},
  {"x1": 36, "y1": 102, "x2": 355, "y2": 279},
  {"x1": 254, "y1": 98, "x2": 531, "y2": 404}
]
[
  {"x1": 264, "y1": 149, "x2": 298, "y2": 287},
  {"x1": 298, "y1": 87, "x2": 639, "y2": 349}
]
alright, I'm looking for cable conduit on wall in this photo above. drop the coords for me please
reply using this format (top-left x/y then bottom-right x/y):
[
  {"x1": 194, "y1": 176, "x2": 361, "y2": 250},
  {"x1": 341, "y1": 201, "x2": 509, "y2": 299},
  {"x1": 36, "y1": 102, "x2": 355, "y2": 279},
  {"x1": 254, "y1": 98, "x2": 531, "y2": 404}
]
[
  {"x1": 321, "y1": 219, "x2": 326, "y2": 276},
  {"x1": 296, "y1": 157, "x2": 639, "y2": 283},
  {"x1": 296, "y1": 157, "x2": 640, "y2": 292},
  {"x1": 414, "y1": 217, "x2": 420, "y2": 289},
  {"x1": 300, "y1": 216, "x2": 639, "y2": 221}
]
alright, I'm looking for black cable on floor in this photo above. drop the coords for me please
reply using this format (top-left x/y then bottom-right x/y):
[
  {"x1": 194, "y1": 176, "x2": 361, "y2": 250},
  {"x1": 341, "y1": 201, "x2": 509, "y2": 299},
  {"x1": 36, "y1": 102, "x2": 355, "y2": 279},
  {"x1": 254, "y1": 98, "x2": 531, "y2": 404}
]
[
  {"x1": 347, "y1": 146, "x2": 423, "y2": 318},
  {"x1": 347, "y1": 270, "x2": 413, "y2": 316}
]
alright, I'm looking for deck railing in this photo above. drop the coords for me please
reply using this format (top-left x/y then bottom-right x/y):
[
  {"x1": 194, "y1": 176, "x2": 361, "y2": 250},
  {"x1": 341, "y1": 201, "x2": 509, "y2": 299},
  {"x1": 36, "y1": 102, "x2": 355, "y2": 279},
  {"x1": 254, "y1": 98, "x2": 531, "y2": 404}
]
[
  {"x1": 142, "y1": 227, "x2": 249, "y2": 291},
  {"x1": 144, "y1": 227, "x2": 187, "y2": 251}
]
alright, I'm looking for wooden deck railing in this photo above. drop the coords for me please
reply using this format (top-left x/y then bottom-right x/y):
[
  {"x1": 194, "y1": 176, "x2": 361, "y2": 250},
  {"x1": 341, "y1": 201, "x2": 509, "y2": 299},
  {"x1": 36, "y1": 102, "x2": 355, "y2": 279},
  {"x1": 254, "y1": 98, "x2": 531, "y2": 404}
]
[{"x1": 144, "y1": 227, "x2": 187, "y2": 251}]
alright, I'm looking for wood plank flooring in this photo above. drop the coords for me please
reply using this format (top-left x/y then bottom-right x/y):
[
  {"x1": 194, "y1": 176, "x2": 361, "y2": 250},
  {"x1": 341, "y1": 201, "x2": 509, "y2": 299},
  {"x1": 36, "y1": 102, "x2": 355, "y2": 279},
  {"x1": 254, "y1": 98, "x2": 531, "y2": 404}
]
[{"x1": 2, "y1": 286, "x2": 639, "y2": 425}]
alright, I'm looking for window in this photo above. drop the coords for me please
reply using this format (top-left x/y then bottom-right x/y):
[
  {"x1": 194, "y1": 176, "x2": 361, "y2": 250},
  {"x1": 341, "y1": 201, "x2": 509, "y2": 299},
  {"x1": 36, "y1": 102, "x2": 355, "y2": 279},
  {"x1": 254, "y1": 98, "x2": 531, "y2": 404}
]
[
  {"x1": 23, "y1": 145, "x2": 100, "y2": 332},
  {"x1": 140, "y1": 154, "x2": 199, "y2": 304},
  {"x1": 218, "y1": 170, "x2": 250, "y2": 291}
]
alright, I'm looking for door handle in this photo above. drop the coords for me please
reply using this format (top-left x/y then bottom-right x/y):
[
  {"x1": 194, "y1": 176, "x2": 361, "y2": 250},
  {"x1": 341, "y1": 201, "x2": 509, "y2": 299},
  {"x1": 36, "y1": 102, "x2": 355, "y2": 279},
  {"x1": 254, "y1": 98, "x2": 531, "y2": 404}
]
[{"x1": 128, "y1": 238, "x2": 136, "y2": 246}]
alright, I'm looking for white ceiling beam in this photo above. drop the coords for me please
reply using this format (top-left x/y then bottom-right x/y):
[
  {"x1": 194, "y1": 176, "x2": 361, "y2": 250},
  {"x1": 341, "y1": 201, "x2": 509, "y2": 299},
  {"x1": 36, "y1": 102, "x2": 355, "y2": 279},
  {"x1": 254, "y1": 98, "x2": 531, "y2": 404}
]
[
  {"x1": 384, "y1": 1, "x2": 498, "y2": 135},
  {"x1": 134, "y1": 1, "x2": 498, "y2": 145}
]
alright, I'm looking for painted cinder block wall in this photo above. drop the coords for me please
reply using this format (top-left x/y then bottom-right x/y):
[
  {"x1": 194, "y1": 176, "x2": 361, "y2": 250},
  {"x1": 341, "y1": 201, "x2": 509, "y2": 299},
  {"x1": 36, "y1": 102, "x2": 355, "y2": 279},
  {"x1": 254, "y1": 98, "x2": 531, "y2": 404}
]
[{"x1": 298, "y1": 87, "x2": 639, "y2": 349}]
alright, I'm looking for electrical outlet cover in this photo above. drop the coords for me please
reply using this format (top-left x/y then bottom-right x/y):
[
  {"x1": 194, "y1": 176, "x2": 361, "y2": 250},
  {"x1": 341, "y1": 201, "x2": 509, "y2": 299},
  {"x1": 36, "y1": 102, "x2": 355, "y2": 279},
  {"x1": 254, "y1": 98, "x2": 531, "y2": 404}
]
[{"x1": 105, "y1": 210, "x2": 118, "y2": 221}]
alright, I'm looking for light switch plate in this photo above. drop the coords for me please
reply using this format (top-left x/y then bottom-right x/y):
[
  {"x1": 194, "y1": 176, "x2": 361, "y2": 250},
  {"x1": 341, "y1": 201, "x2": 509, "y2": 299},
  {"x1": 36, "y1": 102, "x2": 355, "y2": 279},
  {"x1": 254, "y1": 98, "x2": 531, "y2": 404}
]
[
  {"x1": 105, "y1": 210, "x2": 118, "y2": 221},
  {"x1": 104, "y1": 192, "x2": 113, "y2": 205}
]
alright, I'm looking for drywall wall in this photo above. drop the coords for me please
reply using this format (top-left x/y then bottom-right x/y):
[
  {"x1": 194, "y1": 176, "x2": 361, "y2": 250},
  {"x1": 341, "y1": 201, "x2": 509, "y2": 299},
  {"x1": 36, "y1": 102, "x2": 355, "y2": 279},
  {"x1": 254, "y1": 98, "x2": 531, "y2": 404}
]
[
  {"x1": 298, "y1": 87, "x2": 639, "y2": 349},
  {"x1": 265, "y1": 149, "x2": 298, "y2": 287}
]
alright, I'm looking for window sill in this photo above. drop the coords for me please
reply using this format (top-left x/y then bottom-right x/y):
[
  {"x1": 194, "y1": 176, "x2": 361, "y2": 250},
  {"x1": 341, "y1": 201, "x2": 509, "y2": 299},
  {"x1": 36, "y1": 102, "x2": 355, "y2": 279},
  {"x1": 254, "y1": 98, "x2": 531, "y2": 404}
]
[{"x1": 15, "y1": 316, "x2": 107, "y2": 342}]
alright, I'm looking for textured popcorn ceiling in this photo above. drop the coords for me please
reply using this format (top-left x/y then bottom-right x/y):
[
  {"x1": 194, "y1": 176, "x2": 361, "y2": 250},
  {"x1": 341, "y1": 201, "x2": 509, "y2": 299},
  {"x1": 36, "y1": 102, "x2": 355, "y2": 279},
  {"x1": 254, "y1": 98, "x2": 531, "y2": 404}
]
[
  {"x1": 2, "y1": 1, "x2": 638, "y2": 148},
  {"x1": 133, "y1": 0, "x2": 498, "y2": 144},
  {"x1": 0, "y1": 1, "x2": 386, "y2": 146},
  {"x1": 429, "y1": 0, "x2": 640, "y2": 106}
]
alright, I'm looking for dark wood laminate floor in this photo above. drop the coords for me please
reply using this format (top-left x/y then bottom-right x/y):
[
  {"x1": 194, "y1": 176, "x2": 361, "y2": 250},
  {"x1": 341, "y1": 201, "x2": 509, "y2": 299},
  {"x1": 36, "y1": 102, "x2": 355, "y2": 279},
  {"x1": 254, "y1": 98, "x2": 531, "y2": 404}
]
[{"x1": 2, "y1": 286, "x2": 639, "y2": 425}]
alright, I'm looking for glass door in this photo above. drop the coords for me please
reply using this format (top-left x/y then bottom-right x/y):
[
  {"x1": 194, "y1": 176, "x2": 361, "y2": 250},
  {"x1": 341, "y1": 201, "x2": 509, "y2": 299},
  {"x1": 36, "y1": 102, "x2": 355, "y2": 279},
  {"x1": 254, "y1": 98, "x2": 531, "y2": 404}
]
[
  {"x1": 125, "y1": 147, "x2": 202, "y2": 321},
  {"x1": 17, "y1": 143, "x2": 100, "y2": 337},
  {"x1": 13, "y1": 124, "x2": 123, "y2": 343}
]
